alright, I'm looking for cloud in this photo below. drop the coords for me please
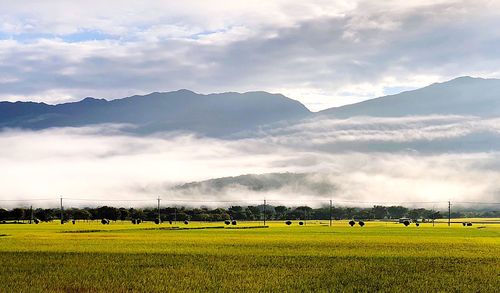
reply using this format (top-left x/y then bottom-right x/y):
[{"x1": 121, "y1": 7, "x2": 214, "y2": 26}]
[
  {"x1": 1, "y1": 115, "x2": 500, "y2": 208},
  {"x1": 1, "y1": 1, "x2": 500, "y2": 109}
]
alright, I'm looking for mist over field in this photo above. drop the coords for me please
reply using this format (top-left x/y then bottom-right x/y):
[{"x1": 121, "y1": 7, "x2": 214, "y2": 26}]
[{"x1": 2, "y1": 114, "x2": 500, "y2": 208}]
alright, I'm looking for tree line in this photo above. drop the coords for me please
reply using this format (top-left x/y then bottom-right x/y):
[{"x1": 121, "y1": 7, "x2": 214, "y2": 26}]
[{"x1": 1, "y1": 205, "x2": 498, "y2": 222}]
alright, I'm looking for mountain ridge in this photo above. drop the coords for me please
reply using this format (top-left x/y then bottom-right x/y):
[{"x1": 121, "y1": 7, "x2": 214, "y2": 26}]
[
  {"x1": 2, "y1": 76, "x2": 500, "y2": 136},
  {"x1": 319, "y1": 76, "x2": 500, "y2": 118},
  {"x1": 0, "y1": 90, "x2": 311, "y2": 136}
]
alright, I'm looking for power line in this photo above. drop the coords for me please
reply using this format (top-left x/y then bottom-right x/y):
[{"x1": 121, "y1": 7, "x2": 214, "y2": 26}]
[{"x1": 1, "y1": 196, "x2": 499, "y2": 207}]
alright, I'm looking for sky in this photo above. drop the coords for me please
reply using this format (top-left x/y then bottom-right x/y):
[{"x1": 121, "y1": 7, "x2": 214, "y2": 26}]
[{"x1": 1, "y1": 1, "x2": 500, "y2": 111}]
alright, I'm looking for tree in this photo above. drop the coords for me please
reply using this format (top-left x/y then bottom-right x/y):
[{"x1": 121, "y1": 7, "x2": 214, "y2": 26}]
[
  {"x1": 118, "y1": 208, "x2": 130, "y2": 221},
  {"x1": 35, "y1": 208, "x2": 55, "y2": 222},
  {"x1": 387, "y1": 206, "x2": 408, "y2": 219},
  {"x1": 0, "y1": 208, "x2": 8, "y2": 221},
  {"x1": 96, "y1": 206, "x2": 120, "y2": 221},
  {"x1": 10, "y1": 208, "x2": 25, "y2": 221},
  {"x1": 72, "y1": 209, "x2": 92, "y2": 220},
  {"x1": 274, "y1": 206, "x2": 288, "y2": 219},
  {"x1": 372, "y1": 206, "x2": 387, "y2": 219},
  {"x1": 294, "y1": 206, "x2": 313, "y2": 220},
  {"x1": 246, "y1": 206, "x2": 261, "y2": 220}
]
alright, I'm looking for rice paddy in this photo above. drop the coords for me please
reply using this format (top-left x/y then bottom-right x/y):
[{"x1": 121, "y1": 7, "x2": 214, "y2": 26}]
[{"x1": 0, "y1": 220, "x2": 499, "y2": 292}]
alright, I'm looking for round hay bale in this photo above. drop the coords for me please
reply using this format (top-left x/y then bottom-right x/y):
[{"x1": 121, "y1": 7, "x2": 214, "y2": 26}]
[
  {"x1": 348, "y1": 220, "x2": 355, "y2": 227},
  {"x1": 298, "y1": 221, "x2": 304, "y2": 225},
  {"x1": 34, "y1": 219, "x2": 40, "y2": 224},
  {"x1": 231, "y1": 220, "x2": 237, "y2": 225},
  {"x1": 462, "y1": 222, "x2": 466, "y2": 226},
  {"x1": 403, "y1": 220, "x2": 410, "y2": 226},
  {"x1": 285, "y1": 220, "x2": 292, "y2": 226},
  {"x1": 101, "y1": 219, "x2": 109, "y2": 225},
  {"x1": 358, "y1": 221, "x2": 365, "y2": 227},
  {"x1": 184, "y1": 220, "x2": 189, "y2": 225},
  {"x1": 154, "y1": 219, "x2": 160, "y2": 224},
  {"x1": 415, "y1": 222, "x2": 420, "y2": 227},
  {"x1": 224, "y1": 220, "x2": 231, "y2": 225},
  {"x1": 169, "y1": 220, "x2": 173, "y2": 225},
  {"x1": 72, "y1": 220, "x2": 76, "y2": 224},
  {"x1": 467, "y1": 222, "x2": 472, "y2": 226}
]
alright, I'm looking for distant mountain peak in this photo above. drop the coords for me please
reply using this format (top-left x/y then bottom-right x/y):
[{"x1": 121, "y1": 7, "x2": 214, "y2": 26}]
[
  {"x1": 320, "y1": 76, "x2": 500, "y2": 118},
  {"x1": 0, "y1": 89, "x2": 311, "y2": 136}
]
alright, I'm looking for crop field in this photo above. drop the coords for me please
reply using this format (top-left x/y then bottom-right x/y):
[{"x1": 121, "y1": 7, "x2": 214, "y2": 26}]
[{"x1": 0, "y1": 220, "x2": 499, "y2": 292}]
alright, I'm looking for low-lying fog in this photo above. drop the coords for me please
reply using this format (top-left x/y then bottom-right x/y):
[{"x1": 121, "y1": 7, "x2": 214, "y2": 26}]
[{"x1": 1, "y1": 115, "x2": 500, "y2": 208}]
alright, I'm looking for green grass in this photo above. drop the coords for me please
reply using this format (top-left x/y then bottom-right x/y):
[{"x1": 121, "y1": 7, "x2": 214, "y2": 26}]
[{"x1": 0, "y1": 220, "x2": 499, "y2": 292}]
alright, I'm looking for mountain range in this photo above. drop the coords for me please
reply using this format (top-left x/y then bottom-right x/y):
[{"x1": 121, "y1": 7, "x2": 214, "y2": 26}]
[{"x1": 1, "y1": 76, "x2": 499, "y2": 136}]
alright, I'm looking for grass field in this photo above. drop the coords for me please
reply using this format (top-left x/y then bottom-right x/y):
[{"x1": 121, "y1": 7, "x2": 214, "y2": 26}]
[{"x1": 0, "y1": 220, "x2": 499, "y2": 292}]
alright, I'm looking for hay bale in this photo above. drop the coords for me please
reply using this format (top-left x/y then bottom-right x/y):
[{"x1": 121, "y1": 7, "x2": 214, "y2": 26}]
[
  {"x1": 348, "y1": 220, "x2": 355, "y2": 227},
  {"x1": 285, "y1": 220, "x2": 292, "y2": 226},
  {"x1": 224, "y1": 220, "x2": 231, "y2": 225},
  {"x1": 154, "y1": 219, "x2": 160, "y2": 224},
  {"x1": 72, "y1": 220, "x2": 76, "y2": 224},
  {"x1": 231, "y1": 220, "x2": 237, "y2": 225},
  {"x1": 169, "y1": 220, "x2": 173, "y2": 225},
  {"x1": 467, "y1": 222, "x2": 472, "y2": 226},
  {"x1": 299, "y1": 221, "x2": 304, "y2": 225},
  {"x1": 101, "y1": 219, "x2": 109, "y2": 225},
  {"x1": 462, "y1": 222, "x2": 466, "y2": 226},
  {"x1": 403, "y1": 220, "x2": 410, "y2": 226},
  {"x1": 184, "y1": 220, "x2": 189, "y2": 225},
  {"x1": 415, "y1": 222, "x2": 420, "y2": 227},
  {"x1": 358, "y1": 221, "x2": 365, "y2": 227},
  {"x1": 34, "y1": 219, "x2": 40, "y2": 224}
]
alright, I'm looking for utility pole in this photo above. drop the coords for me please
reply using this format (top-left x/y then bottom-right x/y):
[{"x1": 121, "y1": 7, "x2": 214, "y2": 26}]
[
  {"x1": 263, "y1": 199, "x2": 266, "y2": 226},
  {"x1": 304, "y1": 208, "x2": 307, "y2": 226},
  {"x1": 448, "y1": 201, "x2": 451, "y2": 227},
  {"x1": 157, "y1": 196, "x2": 161, "y2": 224},
  {"x1": 432, "y1": 207, "x2": 435, "y2": 227},
  {"x1": 30, "y1": 205, "x2": 33, "y2": 224},
  {"x1": 329, "y1": 200, "x2": 333, "y2": 227},
  {"x1": 60, "y1": 197, "x2": 64, "y2": 224}
]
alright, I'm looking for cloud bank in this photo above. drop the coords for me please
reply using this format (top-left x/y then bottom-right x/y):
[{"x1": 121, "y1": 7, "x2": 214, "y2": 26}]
[
  {"x1": 1, "y1": 115, "x2": 500, "y2": 208},
  {"x1": 1, "y1": 1, "x2": 500, "y2": 110}
]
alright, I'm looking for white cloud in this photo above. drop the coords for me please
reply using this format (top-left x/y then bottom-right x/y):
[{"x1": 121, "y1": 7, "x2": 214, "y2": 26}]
[
  {"x1": 1, "y1": 1, "x2": 500, "y2": 109},
  {"x1": 1, "y1": 115, "x2": 500, "y2": 207}
]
